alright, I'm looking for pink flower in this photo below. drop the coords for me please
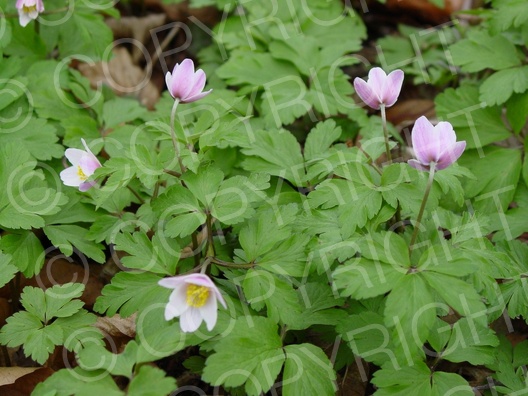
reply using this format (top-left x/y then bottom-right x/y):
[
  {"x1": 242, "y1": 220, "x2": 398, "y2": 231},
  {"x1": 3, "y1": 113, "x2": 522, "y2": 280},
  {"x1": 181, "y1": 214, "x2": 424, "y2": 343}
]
[
  {"x1": 165, "y1": 59, "x2": 212, "y2": 103},
  {"x1": 353, "y1": 67, "x2": 404, "y2": 110},
  {"x1": 408, "y1": 116, "x2": 466, "y2": 171},
  {"x1": 16, "y1": 0, "x2": 44, "y2": 27},
  {"x1": 60, "y1": 139, "x2": 102, "y2": 191},
  {"x1": 159, "y1": 274, "x2": 226, "y2": 333}
]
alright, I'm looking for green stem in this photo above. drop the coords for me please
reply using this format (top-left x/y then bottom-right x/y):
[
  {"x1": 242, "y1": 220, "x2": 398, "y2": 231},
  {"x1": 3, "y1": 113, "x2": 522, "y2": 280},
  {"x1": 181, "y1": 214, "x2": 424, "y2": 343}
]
[
  {"x1": 170, "y1": 99, "x2": 186, "y2": 173},
  {"x1": 380, "y1": 104, "x2": 392, "y2": 163},
  {"x1": 191, "y1": 231, "x2": 201, "y2": 267},
  {"x1": 205, "y1": 213, "x2": 215, "y2": 257},
  {"x1": 409, "y1": 163, "x2": 436, "y2": 252},
  {"x1": 163, "y1": 169, "x2": 181, "y2": 178},
  {"x1": 210, "y1": 257, "x2": 255, "y2": 269},
  {"x1": 126, "y1": 185, "x2": 144, "y2": 204}
]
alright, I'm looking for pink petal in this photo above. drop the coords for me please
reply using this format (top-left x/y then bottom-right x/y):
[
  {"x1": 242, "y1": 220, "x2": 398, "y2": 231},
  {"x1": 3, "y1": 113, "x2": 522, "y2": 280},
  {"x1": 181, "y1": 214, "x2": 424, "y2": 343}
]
[
  {"x1": 60, "y1": 166, "x2": 82, "y2": 187},
  {"x1": 407, "y1": 159, "x2": 429, "y2": 171},
  {"x1": 78, "y1": 156, "x2": 101, "y2": 177},
  {"x1": 435, "y1": 121, "x2": 456, "y2": 148},
  {"x1": 16, "y1": 0, "x2": 24, "y2": 8},
  {"x1": 411, "y1": 116, "x2": 436, "y2": 165},
  {"x1": 64, "y1": 148, "x2": 86, "y2": 166},
  {"x1": 382, "y1": 69, "x2": 404, "y2": 107},
  {"x1": 180, "y1": 308, "x2": 203, "y2": 332},
  {"x1": 188, "y1": 69, "x2": 206, "y2": 98},
  {"x1": 170, "y1": 59, "x2": 196, "y2": 101},
  {"x1": 36, "y1": 0, "x2": 44, "y2": 11},
  {"x1": 81, "y1": 139, "x2": 101, "y2": 164},
  {"x1": 183, "y1": 89, "x2": 213, "y2": 104},
  {"x1": 354, "y1": 78, "x2": 379, "y2": 109},
  {"x1": 367, "y1": 68, "x2": 386, "y2": 98},
  {"x1": 200, "y1": 295, "x2": 218, "y2": 331},
  {"x1": 436, "y1": 141, "x2": 466, "y2": 170},
  {"x1": 183, "y1": 273, "x2": 215, "y2": 288},
  {"x1": 18, "y1": 11, "x2": 32, "y2": 27},
  {"x1": 79, "y1": 181, "x2": 96, "y2": 192},
  {"x1": 159, "y1": 277, "x2": 186, "y2": 289}
]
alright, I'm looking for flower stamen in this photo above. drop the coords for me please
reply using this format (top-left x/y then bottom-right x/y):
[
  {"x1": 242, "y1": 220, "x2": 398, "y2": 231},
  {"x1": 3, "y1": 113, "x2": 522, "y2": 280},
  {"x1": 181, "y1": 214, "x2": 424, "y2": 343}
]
[
  {"x1": 186, "y1": 284, "x2": 209, "y2": 307},
  {"x1": 77, "y1": 166, "x2": 87, "y2": 181}
]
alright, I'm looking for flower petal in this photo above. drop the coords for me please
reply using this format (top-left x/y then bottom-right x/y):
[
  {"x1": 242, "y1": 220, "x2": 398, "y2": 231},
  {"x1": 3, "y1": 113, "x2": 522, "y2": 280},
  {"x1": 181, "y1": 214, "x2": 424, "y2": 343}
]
[
  {"x1": 436, "y1": 141, "x2": 466, "y2": 170},
  {"x1": 407, "y1": 159, "x2": 429, "y2": 171},
  {"x1": 188, "y1": 69, "x2": 206, "y2": 98},
  {"x1": 79, "y1": 181, "x2": 96, "y2": 192},
  {"x1": 411, "y1": 116, "x2": 435, "y2": 165},
  {"x1": 200, "y1": 294, "x2": 218, "y2": 331},
  {"x1": 60, "y1": 166, "x2": 81, "y2": 187},
  {"x1": 164, "y1": 285, "x2": 189, "y2": 320},
  {"x1": 182, "y1": 273, "x2": 216, "y2": 288},
  {"x1": 183, "y1": 89, "x2": 213, "y2": 104},
  {"x1": 367, "y1": 68, "x2": 386, "y2": 98},
  {"x1": 435, "y1": 121, "x2": 456, "y2": 148},
  {"x1": 382, "y1": 69, "x2": 404, "y2": 107},
  {"x1": 170, "y1": 59, "x2": 196, "y2": 101},
  {"x1": 159, "y1": 277, "x2": 186, "y2": 289},
  {"x1": 179, "y1": 308, "x2": 203, "y2": 332},
  {"x1": 36, "y1": 0, "x2": 44, "y2": 11},
  {"x1": 354, "y1": 78, "x2": 379, "y2": 109},
  {"x1": 79, "y1": 156, "x2": 101, "y2": 177}
]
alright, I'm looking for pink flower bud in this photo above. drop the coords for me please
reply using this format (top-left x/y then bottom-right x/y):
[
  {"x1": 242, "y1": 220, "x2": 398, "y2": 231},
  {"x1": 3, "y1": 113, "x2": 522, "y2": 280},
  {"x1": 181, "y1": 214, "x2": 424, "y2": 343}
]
[
  {"x1": 59, "y1": 139, "x2": 102, "y2": 192},
  {"x1": 353, "y1": 67, "x2": 404, "y2": 110},
  {"x1": 408, "y1": 116, "x2": 466, "y2": 171},
  {"x1": 159, "y1": 274, "x2": 226, "y2": 333},
  {"x1": 165, "y1": 59, "x2": 212, "y2": 103},
  {"x1": 16, "y1": 0, "x2": 44, "y2": 27}
]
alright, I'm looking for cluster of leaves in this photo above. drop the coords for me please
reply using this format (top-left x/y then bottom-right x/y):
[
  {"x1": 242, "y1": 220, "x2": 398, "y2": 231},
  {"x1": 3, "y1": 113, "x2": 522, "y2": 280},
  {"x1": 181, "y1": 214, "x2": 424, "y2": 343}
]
[{"x1": 0, "y1": 0, "x2": 527, "y2": 395}]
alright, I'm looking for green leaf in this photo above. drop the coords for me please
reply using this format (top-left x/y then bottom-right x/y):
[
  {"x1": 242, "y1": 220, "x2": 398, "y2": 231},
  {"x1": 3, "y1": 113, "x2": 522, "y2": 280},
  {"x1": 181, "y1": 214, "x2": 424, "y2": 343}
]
[
  {"x1": 42, "y1": 283, "x2": 85, "y2": 321},
  {"x1": 32, "y1": 367, "x2": 123, "y2": 396},
  {"x1": 241, "y1": 129, "x2": 305, "y2": 186},
  {"x1": 384, "y1": 274, "x2": 436, "y2": 358},
  {"x1": 43, "y1": 225, "x2": 106, "y2": 264},
  {"x1": 489, "y1": 0, "x2": 528, "y2": 33},
  {"x1": 440, "y1": 318, "x2": 499, "y2": 365},
  {"x1": 0, "y1": 231, "x2": 44, "y2": 277},
  {"x1": 128, "y1": 365, "x2": 177, "y2": 396},
  {"x1": 58, "y1": 11, "x2": 113, "y2": 60},
  {"x1": 93, "y1": 272, "x2": 168, "y2": 317},
  {"x1": 333, "y1": 258, "x2": 405, "y2": 299},
  {"x1": 0, "y1": 252, "x2": 17, "y2": 288},
  {"x1": 242, "y1": 269, "x2": 302, "y2": 325},
  {"x1": 479, "y1": 66, "x2": 528, "y2": 106},
  {"x1": 506, "y1": 92, "x2": 528, "y2": 134},
  {"x1": 422, "y1": 272, "x2": 486, "y2": 323},
  {"x1": 450, "y1": 30, "x2": 521, "y2": 72},
  {"x1": 102, "y1": 98, "x2": 147, "y2": 128},
  {"x1": 216, "y1": 51, "x2": 300, "y2": 87},
  {"x1": 371, "y1": 361, "x2": 473, "y2": 395},
  {"x1": 114, "y1": 232, "x2": 180, "y2": 275},
  {"x1": 78, "y1": 341, "x2": 138, "y2": 378},
  {"x1": 338, "y1": 311, "x2": 397, "y2": 367},
  {"x1": 202, "y1": 317, "x2": 285, "y2": 396},
  {"x1": 435, "y1": 84, "x2": 511, "y2": 149},
  {"x1": 282, "y1": 344, "x2": 337, "y2": 396},
  {"x1": 459, "y1": 147, "x2": 521, "y2": 213}
]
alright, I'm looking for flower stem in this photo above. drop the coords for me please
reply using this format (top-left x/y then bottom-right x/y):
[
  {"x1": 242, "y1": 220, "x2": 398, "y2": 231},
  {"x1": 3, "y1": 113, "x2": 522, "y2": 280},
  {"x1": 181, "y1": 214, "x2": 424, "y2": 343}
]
[
  {"x1": 380, "y1": 104, "x2": 392, "y2": 163},
  {"x1": 205, "y1": 213, "x2": 215, "y2": 257},
  {"x1": 170, "y1": 99, "x2": 186, "y2": 173},
  {"x1": 409, "y1": 162, "x2": 436, "y2": 252}
]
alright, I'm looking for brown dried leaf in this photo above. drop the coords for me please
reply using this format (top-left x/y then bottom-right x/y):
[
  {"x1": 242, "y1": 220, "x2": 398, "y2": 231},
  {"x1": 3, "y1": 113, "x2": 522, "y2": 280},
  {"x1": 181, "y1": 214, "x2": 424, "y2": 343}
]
[
  {"x1": 95, "y1": 313, "x2": 137, "y2": 338},
  {"x1": 0, "y1": 367, "x2": 54, "y2": 395}
]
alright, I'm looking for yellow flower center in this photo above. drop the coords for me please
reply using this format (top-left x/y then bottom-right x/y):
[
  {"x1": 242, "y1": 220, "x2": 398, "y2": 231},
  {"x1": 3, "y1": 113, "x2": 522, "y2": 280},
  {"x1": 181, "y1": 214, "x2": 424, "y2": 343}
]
[
  {"x1": 186, "y1": 284, "x2": 210, "y2": 308},
  {"x1": 22, "y1": 5, "x2": 37, "y2": 12},
  {"x1": 77, "y1": 166, "x2": 87, "y2": 181}
]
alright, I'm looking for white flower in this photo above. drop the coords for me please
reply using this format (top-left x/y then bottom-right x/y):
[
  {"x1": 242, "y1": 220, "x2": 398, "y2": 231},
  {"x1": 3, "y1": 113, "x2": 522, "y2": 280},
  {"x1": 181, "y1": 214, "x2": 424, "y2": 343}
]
[
  {"x1": 59, "y1": 139, "x2": 102, "y2": 192},
  {"x1": 16, "y1": 0, "x2": 44, "y2": 27},
  {"x1": 158, "y1": 274, "x2": 226, "y2": 333}
]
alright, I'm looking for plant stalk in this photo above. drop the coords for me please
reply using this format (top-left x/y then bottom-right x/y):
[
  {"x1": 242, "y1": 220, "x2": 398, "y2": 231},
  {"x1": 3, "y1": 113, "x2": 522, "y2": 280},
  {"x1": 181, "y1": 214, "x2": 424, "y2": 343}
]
[
  {"x1": 409, "y1": 162, "x2": 436, "y2": 252},
  {"x1": 379, "y1": 104, "x2": 392, "y2": 163},
  {"x1": 170, "y1": 99, "x2": 186, "y2": 173}
]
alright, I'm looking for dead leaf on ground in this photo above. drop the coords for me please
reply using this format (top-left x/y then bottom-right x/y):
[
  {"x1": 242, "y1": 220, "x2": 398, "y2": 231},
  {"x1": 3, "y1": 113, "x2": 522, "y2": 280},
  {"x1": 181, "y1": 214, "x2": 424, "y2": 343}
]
[
  {"x1": 0, "y1": 367, "x2": 54, "y2": 395},
  {"x1": 95, "y1": 313, "x2": 137, "y2": 339},
  {"x1": 78, "y1": 47, "x2": 160, "y2": 109},
  {"x1": 23, "y1": 257, "x2": 104, "y2": 309}
]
